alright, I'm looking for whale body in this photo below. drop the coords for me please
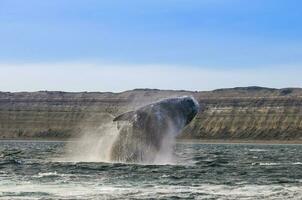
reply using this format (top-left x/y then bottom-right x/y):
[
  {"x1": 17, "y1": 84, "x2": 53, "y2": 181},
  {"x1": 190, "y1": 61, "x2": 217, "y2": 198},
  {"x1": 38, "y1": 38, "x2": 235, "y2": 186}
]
[{"x1": 110, "y1": 96, "x2": 199, "y2": 163}]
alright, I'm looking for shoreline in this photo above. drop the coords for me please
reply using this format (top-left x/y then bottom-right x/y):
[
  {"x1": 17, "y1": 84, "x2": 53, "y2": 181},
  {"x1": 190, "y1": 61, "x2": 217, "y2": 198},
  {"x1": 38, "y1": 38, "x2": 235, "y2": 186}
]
[
  {"x1": 0, "y1": 138, "x2": 301, "y2": 144},
  {"x1": 177, "y1": 139, "x2": 302, "y2": 144}
]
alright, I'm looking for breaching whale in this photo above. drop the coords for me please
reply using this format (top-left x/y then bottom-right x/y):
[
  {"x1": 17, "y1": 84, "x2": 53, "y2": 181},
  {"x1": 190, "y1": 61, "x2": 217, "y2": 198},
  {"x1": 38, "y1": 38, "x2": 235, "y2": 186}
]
[{"x1": 110, "y1": 96, "x2": 199, "y2": 163}]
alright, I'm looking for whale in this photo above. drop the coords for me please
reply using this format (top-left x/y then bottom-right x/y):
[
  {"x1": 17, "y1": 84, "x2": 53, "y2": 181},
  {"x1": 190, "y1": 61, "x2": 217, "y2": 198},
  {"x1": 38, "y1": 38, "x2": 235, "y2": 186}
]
[{"x1": 110, "y1": 96, "x2": 199, "y2": 163}]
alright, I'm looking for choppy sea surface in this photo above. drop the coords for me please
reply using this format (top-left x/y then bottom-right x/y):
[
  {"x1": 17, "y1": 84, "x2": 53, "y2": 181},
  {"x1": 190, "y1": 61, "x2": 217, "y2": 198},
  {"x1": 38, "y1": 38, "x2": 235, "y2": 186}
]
[{"x1": 0, "y1": 140, "x2": 301, "y2": 199}]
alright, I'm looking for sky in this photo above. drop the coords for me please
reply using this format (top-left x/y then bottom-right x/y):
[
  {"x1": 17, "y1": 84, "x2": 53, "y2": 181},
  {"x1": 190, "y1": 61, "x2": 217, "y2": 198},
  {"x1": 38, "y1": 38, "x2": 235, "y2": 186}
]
[{"x1": 0, "y1": 0, "x2": 301, "y2": 92}]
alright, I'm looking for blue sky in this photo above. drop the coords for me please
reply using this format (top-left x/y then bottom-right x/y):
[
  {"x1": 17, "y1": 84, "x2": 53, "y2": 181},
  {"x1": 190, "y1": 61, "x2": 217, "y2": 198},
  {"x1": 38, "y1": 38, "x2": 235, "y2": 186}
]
[{"x1": 0, "y1": 0, "x2": 301, "y2": 92}]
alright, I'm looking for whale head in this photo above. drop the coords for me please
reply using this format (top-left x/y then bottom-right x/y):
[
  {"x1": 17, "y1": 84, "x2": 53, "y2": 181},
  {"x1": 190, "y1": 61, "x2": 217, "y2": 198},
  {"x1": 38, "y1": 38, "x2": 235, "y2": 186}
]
[
  {"x1": 179, "y1": 96, "x2": 199, "y2": 125},
  {"x1": 156, "y1": 96, "x2": 199, "y2": 126}
]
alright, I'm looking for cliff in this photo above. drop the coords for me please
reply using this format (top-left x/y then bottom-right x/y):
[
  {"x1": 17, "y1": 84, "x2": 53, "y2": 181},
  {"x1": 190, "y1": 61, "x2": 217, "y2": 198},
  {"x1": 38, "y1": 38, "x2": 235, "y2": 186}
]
[{"x1": 1, "y1": 87, "x2": 302, "y2": 141}]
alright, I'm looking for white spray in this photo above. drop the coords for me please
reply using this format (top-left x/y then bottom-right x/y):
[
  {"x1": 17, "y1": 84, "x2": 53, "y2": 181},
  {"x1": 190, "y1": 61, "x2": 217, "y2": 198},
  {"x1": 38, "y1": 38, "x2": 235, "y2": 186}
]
[
  {"x1": 63, "y1": 122, "x2": 119, "y2": 162},
  {"x1": 63, "y1": 96, "x2": 198, "y2": 165}
]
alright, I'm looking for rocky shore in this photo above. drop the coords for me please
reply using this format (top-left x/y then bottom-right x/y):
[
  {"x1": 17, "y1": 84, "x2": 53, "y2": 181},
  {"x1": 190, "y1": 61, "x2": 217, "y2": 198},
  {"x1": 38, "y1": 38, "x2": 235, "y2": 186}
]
[{"x1": 1, "y1": 87, "x2": 302, "y2": 142}]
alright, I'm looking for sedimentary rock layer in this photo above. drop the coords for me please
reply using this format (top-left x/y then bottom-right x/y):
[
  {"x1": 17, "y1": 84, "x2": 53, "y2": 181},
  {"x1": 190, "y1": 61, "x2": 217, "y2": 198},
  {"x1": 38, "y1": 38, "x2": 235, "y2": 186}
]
[{"x1": 0, "y1": 87, "x2": 302, "y2": 141}]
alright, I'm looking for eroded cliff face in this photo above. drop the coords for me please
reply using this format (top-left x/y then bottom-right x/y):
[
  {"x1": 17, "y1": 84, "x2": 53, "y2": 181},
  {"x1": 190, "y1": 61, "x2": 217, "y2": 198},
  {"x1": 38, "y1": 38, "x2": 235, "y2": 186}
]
[
  {"x1": 0, "y1": 87, "x2": 302, "y2": 141},
  {"x1": 184, "y1": 96, "x2": 302, "y2": 140}
]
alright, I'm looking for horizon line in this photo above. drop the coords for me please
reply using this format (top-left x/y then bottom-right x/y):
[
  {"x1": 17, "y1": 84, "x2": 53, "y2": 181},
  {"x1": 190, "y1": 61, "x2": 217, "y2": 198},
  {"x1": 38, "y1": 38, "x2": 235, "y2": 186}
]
[{"x1": 1, "y1": 86, "x2": 301, "y2": 94}]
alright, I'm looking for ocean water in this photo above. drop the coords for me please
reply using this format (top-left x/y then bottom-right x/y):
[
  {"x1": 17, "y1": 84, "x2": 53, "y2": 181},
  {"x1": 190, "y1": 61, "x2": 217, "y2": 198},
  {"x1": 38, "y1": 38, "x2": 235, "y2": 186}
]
[{"x1": 0, "y1": 140, "x2": 301, "y2": 199}]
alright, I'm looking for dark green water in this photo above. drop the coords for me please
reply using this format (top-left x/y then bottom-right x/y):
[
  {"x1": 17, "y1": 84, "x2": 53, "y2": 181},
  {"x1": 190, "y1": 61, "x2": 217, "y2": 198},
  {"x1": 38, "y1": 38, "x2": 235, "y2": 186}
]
[{"x1": 0, "y1": 141, "x2": 301, "y2": 199}]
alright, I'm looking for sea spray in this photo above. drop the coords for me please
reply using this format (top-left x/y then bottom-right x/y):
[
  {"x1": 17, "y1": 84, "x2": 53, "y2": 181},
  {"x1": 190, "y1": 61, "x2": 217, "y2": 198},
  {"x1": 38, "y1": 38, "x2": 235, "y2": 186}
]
[
  {"x1": 63, "y1": 96, "x2": 199, "y2": 164},
  {"x1": 63, "y1": 120, "x2": 177, "y2": 164},
  {"x1": 64, "y1": 122, "x2": 120, "y2": 162}
]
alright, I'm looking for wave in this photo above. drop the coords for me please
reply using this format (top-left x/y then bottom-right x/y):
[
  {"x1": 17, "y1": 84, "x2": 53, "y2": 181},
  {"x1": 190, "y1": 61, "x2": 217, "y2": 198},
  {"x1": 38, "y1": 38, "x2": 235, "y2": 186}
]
[
  {"x1": 248, "y1": 149, "x2": 268, "y2": 152},
  {"x1": 33, "y1": 172, "x2": 60, "y2": 178},
  {"x1": 252, "y1": 162, "x2": 302, "y2": 166},
  {"x1": 259, "y1": 162, "x2": 280, "y2": 166},
  {"x1": 1, "y1": 183, "x2": 301, "y2": 199}
]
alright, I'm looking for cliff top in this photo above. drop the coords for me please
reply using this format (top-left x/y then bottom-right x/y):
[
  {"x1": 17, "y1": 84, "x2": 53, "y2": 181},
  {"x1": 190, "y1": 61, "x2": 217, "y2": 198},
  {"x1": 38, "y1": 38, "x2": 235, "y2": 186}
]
[{"x1": 1, "y1": 86, "x2": 302, "y2": 99}]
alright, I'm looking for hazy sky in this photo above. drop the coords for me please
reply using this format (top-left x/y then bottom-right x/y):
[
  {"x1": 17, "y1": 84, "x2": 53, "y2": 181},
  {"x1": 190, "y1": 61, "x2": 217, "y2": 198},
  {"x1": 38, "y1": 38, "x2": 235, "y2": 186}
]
[{"x1": 0, "y1": 0, "x2": 301, "y2": 92}]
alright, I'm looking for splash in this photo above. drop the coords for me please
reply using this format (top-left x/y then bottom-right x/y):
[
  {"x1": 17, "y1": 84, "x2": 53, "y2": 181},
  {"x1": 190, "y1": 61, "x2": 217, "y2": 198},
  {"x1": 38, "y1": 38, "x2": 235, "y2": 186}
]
[
  {"x1": 63, "y1": 96, "x2": 199, "y2": 165},
  {"x1": 63, "y1": 121, "x2": 178, "y2": 164},
  {"x1": 64, "y1": 122, "x2": 120, "y2": 162}
]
